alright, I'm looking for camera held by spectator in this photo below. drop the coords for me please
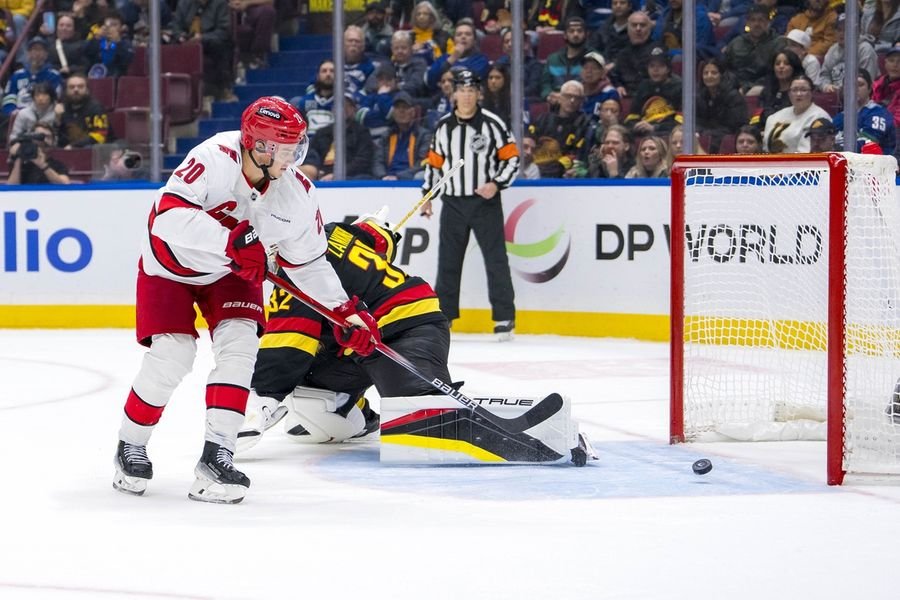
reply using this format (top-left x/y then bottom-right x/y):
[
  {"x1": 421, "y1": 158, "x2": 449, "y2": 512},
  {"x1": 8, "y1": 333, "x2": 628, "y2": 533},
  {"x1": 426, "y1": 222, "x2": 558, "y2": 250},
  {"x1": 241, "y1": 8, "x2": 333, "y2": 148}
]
[{"x1": 15, "y1": 131, "x2": 49, "y2": 162}]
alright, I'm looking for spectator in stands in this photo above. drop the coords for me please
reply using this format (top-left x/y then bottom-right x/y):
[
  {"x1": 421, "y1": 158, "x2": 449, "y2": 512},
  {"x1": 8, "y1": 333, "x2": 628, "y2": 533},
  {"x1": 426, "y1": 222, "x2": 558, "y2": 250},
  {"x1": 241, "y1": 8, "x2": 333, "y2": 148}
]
[
  {"x1": 381, "y1": 31, "x2": 427, "y2": 98},
  {"x1": 479, "y1": 0, "x2": 513, "y2": 34},
  {"x1": 171, "y1": 0, "x2": 236, "y2": 102},
  {"x1": 344, "y1": 24, "x2": 376, "y2": 95},
  {"x1": 232, "y1": 0, "x2": 277, "y2": 70},
  {"x1": 868, "y1": 0, "x2": 900, "y2": 51},
  {"x1": 56, "y1": 73, "x2": 110, "y2": 148},
  {"x1": 409, "y1": 0, "x2": 449, "y2": 65},
  {"x1": 696, "y1": 57, "x2": 748, "y2": 150},
  {"x1": 540, "y1": 16, "x2": 591, "y2": 105},
  {"x1": 357, "y1": 63, "x2": 398, "y2": 139},
  {"x1": 303, "y1": 93, "x2": 376, "y2": 180},
  {"x1": 362, "y1": 0, "x2": 393, "y2": 59},
  {"x1": 751, "y1": 49, "x2": 804, "y2": 127},
  {"x1": 372, "y1": 91, "x2": 431, "y2": 180},
  {"x1": 10, "y1": 81, "x2": 57, "y2": 142},
  {"x1": 589, "y1": 0, "x2": 631, "y2": 61},
  {"x1": 519, "y1": 134, "x2": 541, "y2": 179},
  {"x1": 783, "y1": 29, "x2": 823, "y2": 90},
  {"x1": 588, "y1": 123, "x2": 633, "y2": 178},
  {"x1": 84, "y1": 13, "x2": 134, "y2": 78},
  {"x1": 425, "y1": 68, "x2": 455, "y2": 128},
  {"x1": 527, "y1": 0, "x2": 585, "y2": 32},
  {"x1": 653, "y1": 0, "x2": 717, "y2": 59},
  {"x1": 589, "y1": 97, "x2": 621, "y2": 149},
  {"x1": 786, "y1": 0, "x2": 837, "y2": 60},
  {"x1": 873, "y1": 43, "x2": 900, "y2": 126},
  {"x1": 100, "y1": 144, "x2": 148, "y2": 180},
  {"x1": 833, "y1": 70, "x2": 896, "y2": 155},
  {"x1": 718, "y1": 0, "x2": 797, "y2": 48},
  {"x1": 1, "y1": 0, "x2": 34, "y2": 64},
  {"x1": 625, "y1": 136, "x2": 669, "y2": 178},
  {"x1": 804, "y1": 117, "x2": 837, "y2": 152},
  {"x1": 624, "y1": 45, "x2": 682, "y2": 136},
  {"x1": 7, "y1": 122, "x2": 71, "y2": 185},
  {"x1": 763, "y1": 74, "x2": 830, "y2": 152},
  {"x1": 707, "y1": 0, "x2": 753, "y2": 29},
  {"x1": 580, "y1": 51, "x2": 619, "y2": 122},
  {"x1": 610, "y1": 10, "x2": 655, "y2": 97},
  {"x1": 482, "y1": 63, "x2": 516, "y2": 127},
  {"x1": 120, "y1": 0, "x2": 174, "y2": 46},
  {"x1": 821, "y1": 13, "x2": 880, "y2": 94},
  {"x1": 723, "y1": 5, "x2": 784, "y2": 94},
  {"x1": 734, "y1": 124, "x2": 764, "y2": 153},
  {"x1": 666, "y1": 124, "x2": 707, "y2": 165},
  {"x1": 425, "y1": 19, "x2": 488, "y2": 93},
  {"x1": 47, "y1": 13, "x2": 89, "y2": 75},
  {"x1": 529, "y1": 80, "x2": 590, "y2": 178},
  {"x1": 495, "y1": 26, "x2": 543, "y2": 100},
  {"x1": 72, "y1": 0, "x2": 112, "y2": 39},
  {"x1": 2, "y1": 37, "x2": 64, "y2": 121},
  {"x1": 291, "y1": 59, "x2": 334, "y2": 135}
]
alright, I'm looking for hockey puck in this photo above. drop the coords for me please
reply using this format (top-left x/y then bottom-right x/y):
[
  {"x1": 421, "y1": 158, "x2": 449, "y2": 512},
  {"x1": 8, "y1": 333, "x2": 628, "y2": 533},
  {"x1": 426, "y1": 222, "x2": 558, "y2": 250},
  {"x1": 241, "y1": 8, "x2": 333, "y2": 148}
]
[{"x1": 692, "y1": 459, "x2": 713, "y2": 475}]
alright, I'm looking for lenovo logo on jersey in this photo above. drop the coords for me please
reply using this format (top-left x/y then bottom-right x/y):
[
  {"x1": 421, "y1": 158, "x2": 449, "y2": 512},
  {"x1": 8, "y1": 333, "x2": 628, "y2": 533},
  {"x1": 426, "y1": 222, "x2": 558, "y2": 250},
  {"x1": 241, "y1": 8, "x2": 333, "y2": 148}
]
[
  {"x1": 2, "y1": 209, "x2": 92, "y2": 272},
  {"x1": 257, "y1": 107, "x2": 282, "y2": 120},
  {"x1": 222, "y1": 301, "x2": 263, "y2": 313}
]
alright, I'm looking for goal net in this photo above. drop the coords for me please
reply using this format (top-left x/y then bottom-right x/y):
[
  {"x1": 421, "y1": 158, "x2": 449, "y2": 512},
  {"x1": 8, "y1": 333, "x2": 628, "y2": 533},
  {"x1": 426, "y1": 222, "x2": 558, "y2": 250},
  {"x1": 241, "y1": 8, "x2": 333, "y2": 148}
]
[{"x1": 670, "y1": 153, "x2": 900, "y2": 485}]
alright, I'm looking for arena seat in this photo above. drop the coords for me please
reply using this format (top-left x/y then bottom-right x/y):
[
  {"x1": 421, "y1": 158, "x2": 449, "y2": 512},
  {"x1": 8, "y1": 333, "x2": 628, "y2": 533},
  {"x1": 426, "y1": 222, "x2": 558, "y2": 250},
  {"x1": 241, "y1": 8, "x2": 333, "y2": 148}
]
[
  {"x1": 88, "y1": 77, "x2": 116, "y2": 112},
  {"x1": 536, "y1": 30, "x2": 565, "y2": 61}
]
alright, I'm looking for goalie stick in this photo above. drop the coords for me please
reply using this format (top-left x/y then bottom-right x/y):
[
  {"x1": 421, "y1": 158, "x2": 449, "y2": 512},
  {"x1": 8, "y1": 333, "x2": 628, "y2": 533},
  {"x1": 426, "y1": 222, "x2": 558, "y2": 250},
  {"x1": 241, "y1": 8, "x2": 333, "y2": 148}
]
[
  {"x1": 266, "y1": 271, "x2": 563, "y2": 435},
  {"x1": 394, "y1": 159, "x2": 465, "y2": 229}
]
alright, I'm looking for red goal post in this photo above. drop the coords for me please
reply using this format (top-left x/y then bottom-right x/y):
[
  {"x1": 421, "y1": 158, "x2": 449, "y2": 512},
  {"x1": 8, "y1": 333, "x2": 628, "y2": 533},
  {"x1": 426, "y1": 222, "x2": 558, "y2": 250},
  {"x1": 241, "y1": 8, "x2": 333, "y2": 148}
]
[{"x1": 670, "y1": 153, "x2": 900, "y2": 485}]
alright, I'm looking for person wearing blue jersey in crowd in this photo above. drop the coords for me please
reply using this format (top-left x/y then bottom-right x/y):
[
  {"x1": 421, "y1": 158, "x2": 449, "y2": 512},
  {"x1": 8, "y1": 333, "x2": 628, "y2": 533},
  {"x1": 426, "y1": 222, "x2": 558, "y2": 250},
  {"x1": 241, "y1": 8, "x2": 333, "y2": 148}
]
[
  {"x1": 424, "y1": 19, "x2": 488, "y2": 93},
  {"x1": 2, "y1": 37, "x2": 63, "y2": 115},
  {"x1": 833, "y1": 70, "x2": 897, "y2": 156},
  {"x1": 291, "y1": 60, "x2": 335, "y2": 137},
  {"x1": 344, "y1": 25, "x2": 376, "y2": 95},
  {"x1": 580, "y1": 51, "x2": 619, "y2": 121}
]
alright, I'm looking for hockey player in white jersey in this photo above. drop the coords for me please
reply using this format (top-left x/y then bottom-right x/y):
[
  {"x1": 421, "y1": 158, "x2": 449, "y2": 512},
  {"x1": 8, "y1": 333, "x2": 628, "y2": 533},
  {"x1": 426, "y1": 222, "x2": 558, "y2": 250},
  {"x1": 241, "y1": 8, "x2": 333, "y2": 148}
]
[{"x1": 113, "y1": 96, "x2": 381, "y2": 504}]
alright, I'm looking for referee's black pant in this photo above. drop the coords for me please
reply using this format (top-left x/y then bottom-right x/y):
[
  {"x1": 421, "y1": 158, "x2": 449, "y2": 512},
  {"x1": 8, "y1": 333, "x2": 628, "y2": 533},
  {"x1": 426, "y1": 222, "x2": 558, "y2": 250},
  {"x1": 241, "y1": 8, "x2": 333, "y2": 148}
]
[{"x1": 436, "y1": 192, "x2": 516, "y2": 322}]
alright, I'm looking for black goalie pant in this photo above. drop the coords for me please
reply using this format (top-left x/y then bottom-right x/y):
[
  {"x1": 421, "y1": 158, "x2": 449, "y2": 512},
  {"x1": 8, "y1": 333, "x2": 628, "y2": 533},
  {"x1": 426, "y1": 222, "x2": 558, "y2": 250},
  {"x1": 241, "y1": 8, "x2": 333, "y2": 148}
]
[
  {"x1": 435, "y1": 193, "x2": 515, "y2": 322},
  {"x1": 290, "y1": 321, "x2": 453, "y2": 400}
]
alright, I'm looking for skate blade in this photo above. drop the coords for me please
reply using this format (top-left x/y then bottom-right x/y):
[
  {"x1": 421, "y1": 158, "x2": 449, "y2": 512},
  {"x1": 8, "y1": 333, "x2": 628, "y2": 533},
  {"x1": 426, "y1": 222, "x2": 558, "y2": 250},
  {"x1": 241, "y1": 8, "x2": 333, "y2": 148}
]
[
  {"x1": 113, "y1": 470, "x2": 148, "y2": 496},
  {"x1": 188, "y1": 477, "x2": 247, "y2": 504},
  {"x1": 495, "y1": 331, "x2": 514, "y2": 342}
]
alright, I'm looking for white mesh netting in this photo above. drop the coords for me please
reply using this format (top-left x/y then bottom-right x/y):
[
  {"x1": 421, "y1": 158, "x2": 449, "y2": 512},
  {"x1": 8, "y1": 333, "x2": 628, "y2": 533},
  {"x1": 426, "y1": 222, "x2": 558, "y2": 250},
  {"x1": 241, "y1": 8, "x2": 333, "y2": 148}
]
[{"x1": 679, "y1": 154, "x2": 900, "y2": 478}]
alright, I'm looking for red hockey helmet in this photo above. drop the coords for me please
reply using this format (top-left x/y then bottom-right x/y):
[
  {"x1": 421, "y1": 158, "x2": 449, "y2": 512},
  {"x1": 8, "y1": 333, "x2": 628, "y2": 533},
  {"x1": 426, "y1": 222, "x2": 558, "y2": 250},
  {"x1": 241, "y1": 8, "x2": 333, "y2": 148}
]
[{"x1": 240, "y1": 96, "x2": 308, "y2": 161}]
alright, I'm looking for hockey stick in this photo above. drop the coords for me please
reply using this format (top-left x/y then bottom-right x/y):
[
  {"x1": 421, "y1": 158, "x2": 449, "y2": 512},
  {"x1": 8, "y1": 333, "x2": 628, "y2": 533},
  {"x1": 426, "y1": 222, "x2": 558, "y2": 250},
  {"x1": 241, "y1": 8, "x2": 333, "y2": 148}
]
[
  {"x1": 394, "y1": 159, "x2": 465, "y2": 229},
  {"x1": 266, "y1": 271, "x2": 563, "y2": 435}
]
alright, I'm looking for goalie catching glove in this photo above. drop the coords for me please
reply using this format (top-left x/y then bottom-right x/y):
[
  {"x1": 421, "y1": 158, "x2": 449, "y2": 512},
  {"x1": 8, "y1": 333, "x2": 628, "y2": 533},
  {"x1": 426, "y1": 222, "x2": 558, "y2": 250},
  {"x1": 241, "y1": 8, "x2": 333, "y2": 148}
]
[
  {"x1": 333, "y1": 296, "x2": 381, "y2": 356},
  {"x1": 226, "y1": 221, "x2": 267, "y2": 284}
]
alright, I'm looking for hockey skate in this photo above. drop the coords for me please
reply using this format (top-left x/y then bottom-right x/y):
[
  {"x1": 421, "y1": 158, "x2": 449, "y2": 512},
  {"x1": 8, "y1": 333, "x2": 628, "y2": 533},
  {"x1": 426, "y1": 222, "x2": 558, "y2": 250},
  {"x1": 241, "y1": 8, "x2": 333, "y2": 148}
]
[
  {"x1": 236, "y1": 393, "x2": 288, "y2": 453},
  {"x1": 113, "y1": 440, "x2": 153, "y2": 496},
  {"x1": 494, "y1": 320, "x2": 515, "y2": 342},
  {"x1": 188, "y1": 441, "x2": 250, "y2": 504},
  {"x1": 351, "y1": 399, "x2": 380, "y2": 439}
]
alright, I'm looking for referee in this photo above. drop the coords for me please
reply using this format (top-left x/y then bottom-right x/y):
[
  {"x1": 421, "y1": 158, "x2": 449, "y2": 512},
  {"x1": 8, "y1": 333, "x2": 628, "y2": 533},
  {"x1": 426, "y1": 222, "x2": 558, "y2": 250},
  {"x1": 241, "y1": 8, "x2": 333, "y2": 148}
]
[{"x1": 420, "y1": 68, "x2": 520, "y2": 340}]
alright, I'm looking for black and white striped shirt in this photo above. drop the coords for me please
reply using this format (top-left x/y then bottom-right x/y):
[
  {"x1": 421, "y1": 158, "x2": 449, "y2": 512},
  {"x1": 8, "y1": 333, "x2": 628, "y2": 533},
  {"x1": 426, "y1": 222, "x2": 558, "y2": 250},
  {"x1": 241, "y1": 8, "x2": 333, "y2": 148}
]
[{"x1": 423, "y1": 107, "x2": 520, "y2": 198}]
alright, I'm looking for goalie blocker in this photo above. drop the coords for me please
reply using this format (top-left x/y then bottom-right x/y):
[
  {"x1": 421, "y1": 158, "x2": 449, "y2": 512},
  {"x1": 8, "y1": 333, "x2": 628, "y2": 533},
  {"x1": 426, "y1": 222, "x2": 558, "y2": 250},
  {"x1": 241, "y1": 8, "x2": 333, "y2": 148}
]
[{"x1": 380, "y1": 393, "x2": 596, "y2": 466}]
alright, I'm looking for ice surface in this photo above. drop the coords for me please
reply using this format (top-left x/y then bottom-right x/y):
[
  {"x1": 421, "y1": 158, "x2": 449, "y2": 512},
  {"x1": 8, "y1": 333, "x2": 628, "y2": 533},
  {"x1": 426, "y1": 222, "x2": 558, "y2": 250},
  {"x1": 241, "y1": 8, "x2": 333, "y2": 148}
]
[{"x1": 1, "y1": 330, "x2": 898, "y2": 600}]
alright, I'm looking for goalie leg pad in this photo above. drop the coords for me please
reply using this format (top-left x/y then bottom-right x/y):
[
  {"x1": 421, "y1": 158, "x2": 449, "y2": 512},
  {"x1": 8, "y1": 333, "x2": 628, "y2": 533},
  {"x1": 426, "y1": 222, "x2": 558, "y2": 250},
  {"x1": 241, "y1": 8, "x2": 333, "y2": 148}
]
[
  {"x1": 284, "y1": 386, "x2": 366, "y2": 444},
  {"x1": 380, "y1": 394, "x2": 582, "y2": 465}
]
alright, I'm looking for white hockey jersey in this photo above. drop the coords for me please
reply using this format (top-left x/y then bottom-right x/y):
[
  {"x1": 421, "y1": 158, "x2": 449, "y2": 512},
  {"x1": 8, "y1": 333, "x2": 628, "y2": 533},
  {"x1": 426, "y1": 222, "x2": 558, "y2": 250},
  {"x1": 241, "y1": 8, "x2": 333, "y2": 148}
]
[{"x1": 140, "y1": 131, "x2": 349, "y2": 309}]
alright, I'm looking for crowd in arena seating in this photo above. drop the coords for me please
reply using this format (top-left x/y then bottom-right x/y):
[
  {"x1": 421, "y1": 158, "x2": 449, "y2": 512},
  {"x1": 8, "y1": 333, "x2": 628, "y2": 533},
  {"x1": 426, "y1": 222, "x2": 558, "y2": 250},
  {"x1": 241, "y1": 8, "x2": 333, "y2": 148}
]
[
  {"x1": 3, "y1": 0, "x2": 900, "y2": 183},
  {"x1": 290, "y1": 0, "x2": 900, "y2": 181}
]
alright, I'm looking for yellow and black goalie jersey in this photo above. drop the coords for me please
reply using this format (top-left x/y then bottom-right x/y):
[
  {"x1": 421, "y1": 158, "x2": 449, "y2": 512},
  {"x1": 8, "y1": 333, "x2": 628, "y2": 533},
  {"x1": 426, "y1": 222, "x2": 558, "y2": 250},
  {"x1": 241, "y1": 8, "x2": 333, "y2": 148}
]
[{"x1": 265, "y1": 221, "x2": 447, "y2": 351}]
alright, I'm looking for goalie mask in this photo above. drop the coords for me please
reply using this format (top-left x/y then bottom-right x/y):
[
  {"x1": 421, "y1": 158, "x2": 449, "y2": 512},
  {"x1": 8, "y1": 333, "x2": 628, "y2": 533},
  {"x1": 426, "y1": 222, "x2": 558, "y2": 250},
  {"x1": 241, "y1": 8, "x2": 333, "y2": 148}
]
[
  {"x1": 353, "y1": 206, "x2": 401, "y2": 262},
  {"x1": 240, "y1": 96, "x2": 310, "y2": 179}
]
